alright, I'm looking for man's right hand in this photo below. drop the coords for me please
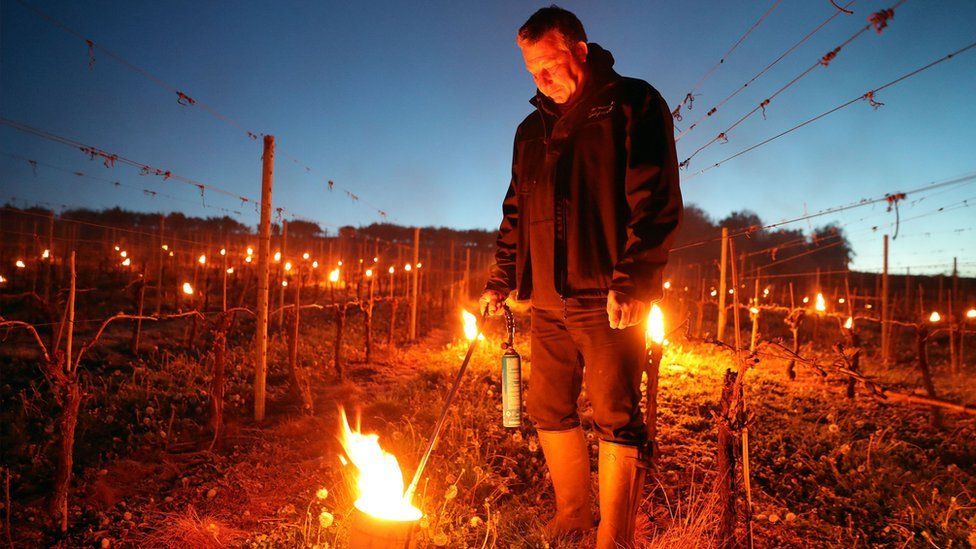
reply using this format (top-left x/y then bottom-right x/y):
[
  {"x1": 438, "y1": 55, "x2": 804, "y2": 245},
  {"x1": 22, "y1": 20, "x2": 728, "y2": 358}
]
[{"x1": 479, "y1": 290, "x2": 507, "y2": 316}]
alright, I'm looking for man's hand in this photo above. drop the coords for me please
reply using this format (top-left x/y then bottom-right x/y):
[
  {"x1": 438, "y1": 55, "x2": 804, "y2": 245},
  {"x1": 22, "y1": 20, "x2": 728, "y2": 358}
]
[
  {"x1": 607, "y1": 290, "x2": 647, "y2": 329},
  {"x1": 479, "y1": 290, "x2": 507, "y2": 317}
]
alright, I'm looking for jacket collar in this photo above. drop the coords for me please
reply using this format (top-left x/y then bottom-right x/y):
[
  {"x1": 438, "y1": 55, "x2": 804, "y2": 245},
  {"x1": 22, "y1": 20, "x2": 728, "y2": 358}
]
[{"x1": 529, "y1": 42, "x2": 619, "y2": 117}]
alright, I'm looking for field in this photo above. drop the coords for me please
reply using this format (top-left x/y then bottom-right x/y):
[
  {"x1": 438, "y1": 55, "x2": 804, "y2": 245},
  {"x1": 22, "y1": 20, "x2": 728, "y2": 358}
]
[{"x1": 3, "y1": 258, "x2": 975, "y2": 548}]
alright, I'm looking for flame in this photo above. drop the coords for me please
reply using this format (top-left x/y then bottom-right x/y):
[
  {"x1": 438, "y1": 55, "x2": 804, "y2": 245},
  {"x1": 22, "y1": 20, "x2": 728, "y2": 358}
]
[
  {"x1": 710, "y1": 289, "x2": 717, "y2": 297},
  {"x1": 312, "y1": 261, "x2": 319, "y2": 269},
  {"x1": 245, "y1": 256, "x2": 253, "y2": 263},
  {"x1": 121, "y1": 258, "x2": 131, "y2": 267},
  {"x1": 220, "y1": 248, "x2": 226, "y2": 256},
  {"x1": 328, "y1": 268, "x2": 340, "y2": 283},
  {"x1": 967, "y1": 308, "x2": 976, "y2": 319},
  {"x1": 0, "y1": 275, "x2": 6, "y2": 284},
  {"x1": 388, "y1": 266, "x2": 395, "y2": 274},
  {"x1": 198, "y1": 254, "x2": 207, "y2": 265},
  {"x1": 929, "y1": 311, "x2": 941, "y2": 323},
  {"x1": 162, "y1": 244, "x2": 169, "y2": 251},
  {"x1": 373, "y1": 256, "x2": 379, "y2": 263},
  {"x1": 302, "y1": 252, "x2": 310, "y2": 260},
  {"x1": 15, "y1": 260, "x2": 26, "y2": 268},
  {"x1": 646, "y1": 304, "x2": 665, "y2": 345},
  {"x1": 42, "y1": 249, "x2": 50, "y2": 259},
  {"x1": 749, "y1": 306, "x2": 759, "y2": 315},
  {"x1": 226, "y1": 267, "x2": 234, "y2": 274},
  {"x1": 182, "y1": 282, "x2": 194, "y2": 295},
  {"x1": 802, "y1": 296, "x2": 809, "y2": 304},
  {"x1": 814, "y1": 293, "x2": 826, "y2": 312},
  {"x1": 462, "y1": 310, "x2": 484, "y2": 341},
  {"x1": 365, "y1": 268, "x2": 374, "y2": 278},
  {"x1": 274, "y1": 251, "x2": 281, "y2": 262},
  {"x1": 844, "y1": 316, "x2": 853, "y2": 330},
  {"x1": 663, "y1": 280, "x2": 671, "y2": 290},
  {"x1": 838, "y1": 297, "x2": 846, "y2": 304},
  {"x1": 404, "y1": 264, "x2": 412, "y2": 272},
  {"x1": 282, "y1": 280, "x2": 288, "y2": 287},
  {"x1": 284, "y1": 261, "x2": 293, "y2": 272},
  {"x1": 246, "y1": 247, "x2": 253, "y2": 256},
  {"x1": 338, "y1": 408, "x2": 422, "y2": 521},
  {"x1": 114, "y1": 245, "x2": 120, "y2": 251}
]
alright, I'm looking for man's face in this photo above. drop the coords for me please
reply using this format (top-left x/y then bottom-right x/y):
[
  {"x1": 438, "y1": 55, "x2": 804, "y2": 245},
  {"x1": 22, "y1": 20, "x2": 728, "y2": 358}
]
[{"x1": 518, "y1": 30, "x2": 588, "y2": 105}]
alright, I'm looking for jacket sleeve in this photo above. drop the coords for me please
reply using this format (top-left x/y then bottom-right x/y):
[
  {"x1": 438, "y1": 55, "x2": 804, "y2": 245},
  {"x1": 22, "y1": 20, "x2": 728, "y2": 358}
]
[
  {"x1": 610, "y1": 87, "x2": 683, "y2": 303},
  {"x1": 484, "y1": 135, "x2": 521, "y2": 296}
]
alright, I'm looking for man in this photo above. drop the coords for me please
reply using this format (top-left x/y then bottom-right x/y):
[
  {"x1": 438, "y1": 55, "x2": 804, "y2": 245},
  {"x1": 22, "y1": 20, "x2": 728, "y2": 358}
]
[{"x1": 480, "y1": 6, "x2": 682, "y2": 548}]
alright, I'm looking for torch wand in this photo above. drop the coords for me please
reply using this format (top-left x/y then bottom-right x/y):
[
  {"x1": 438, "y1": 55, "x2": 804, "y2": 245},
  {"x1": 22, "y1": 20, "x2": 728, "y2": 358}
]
[{"x1": 403, "y1": 310, "x2": 489, "y2": 505}]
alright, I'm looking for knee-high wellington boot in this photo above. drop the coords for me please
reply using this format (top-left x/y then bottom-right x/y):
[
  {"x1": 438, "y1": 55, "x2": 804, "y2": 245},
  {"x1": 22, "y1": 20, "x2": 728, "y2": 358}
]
[
  {"x1": 596, "y1": 440, "x2": 640, "y2": 548},
  {"x1": 538, "y1": 427, "x2": 595, "y2": 537}
]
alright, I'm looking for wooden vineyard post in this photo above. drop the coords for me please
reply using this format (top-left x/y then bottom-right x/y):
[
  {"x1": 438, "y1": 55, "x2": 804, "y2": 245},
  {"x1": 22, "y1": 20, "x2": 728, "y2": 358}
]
[
  {"x1": 727, "y1": 238, "x2": 753, "y2": 548},
  {"x1": 448, "y1": 239, "x2": 456, "y2": 305},
  {"x1": 388, "y1": 266, "x2": 397, "y2": 349},
  {"x1": 844, "y1": 278, "x2": 860, "y2": 398},
  {"x1": 881, "y1": 234, "x2": 890, "y2": 366},
  {"x1": 156, "y1": 215, "x2": 165, "y2": 315},
  {"x1": 288, "y1": 265, "x2": 312, "y2": 412},
  {"x1": 916, "y1": 319, "x2": 943, "y2": 428},
  {"x1": 463, "y1": 247, "x2": 471, "y2": 301},
  {"x1": 254, "y1": 135, "x2": 274, "y2": 422},
  {"x1": 949, "y1": 290, "x2": 958, "y2": 374},
  {"x1": 44, "y1": 212, "x2": 53, "y2": 304},
  {"x1": 51, "y1": 251, "x2": 79, "y2": 533},
  {"x1": 749, "y1": 276, "x2": 760, "y2": 352},
  {"x1": 717, "y1": 227, "x2": 728, "y2": 342},
  {"x1": 365, "y1": 266, "x2": 375, "y2": 363},
  {"x1": 278, "y1": 219, "x2": 288, "y2": 329},
  {"x1": 409, "y1": 227, "x2": 420, "y2": 341},
  {"x1": 222, "y1": 244, "x2": 228, "y2": 312},
  {"x1": 131, "y1": 268, "x2": 146, "y2": 354}
]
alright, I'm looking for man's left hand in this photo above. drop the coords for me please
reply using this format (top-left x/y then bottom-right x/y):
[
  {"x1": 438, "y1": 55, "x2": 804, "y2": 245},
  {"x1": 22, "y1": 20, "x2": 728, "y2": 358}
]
[{"x1": 607, "y1": 290, "x2": 647, "y2": 330}]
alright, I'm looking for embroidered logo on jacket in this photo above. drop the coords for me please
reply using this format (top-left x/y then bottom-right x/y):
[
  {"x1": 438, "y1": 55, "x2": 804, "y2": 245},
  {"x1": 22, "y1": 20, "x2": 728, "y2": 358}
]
[{"x1": 587, "y1": 101, "x2": 615, "y2": 120}]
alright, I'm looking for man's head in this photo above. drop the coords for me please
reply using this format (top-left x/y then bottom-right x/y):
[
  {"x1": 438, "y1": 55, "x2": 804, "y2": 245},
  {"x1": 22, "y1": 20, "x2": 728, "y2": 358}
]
[{"x1": 517, "y1": 5, "x2": 589, "y2": 105}]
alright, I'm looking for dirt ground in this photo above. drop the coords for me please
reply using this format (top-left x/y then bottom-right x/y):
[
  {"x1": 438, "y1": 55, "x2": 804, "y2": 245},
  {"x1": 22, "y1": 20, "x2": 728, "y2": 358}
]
[{"x1": 3, "y1": 303, "x2": 976, "y2": 548}]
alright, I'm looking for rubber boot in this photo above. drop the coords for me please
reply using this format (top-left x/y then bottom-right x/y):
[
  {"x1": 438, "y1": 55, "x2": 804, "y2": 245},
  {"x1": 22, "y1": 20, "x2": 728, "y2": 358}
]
[
  {"x1": 538, "y1": 427, "x2": 595, "y2": 537},
  {"x1": 596, "y1": 440, "x2": 640, "y2": 549}
]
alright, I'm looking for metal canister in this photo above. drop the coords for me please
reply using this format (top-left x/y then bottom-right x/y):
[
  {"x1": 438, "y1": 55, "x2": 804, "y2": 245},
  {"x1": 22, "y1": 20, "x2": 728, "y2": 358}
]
[{"x1": 501, "y1": 347, "x2": 522, "y2": 428}]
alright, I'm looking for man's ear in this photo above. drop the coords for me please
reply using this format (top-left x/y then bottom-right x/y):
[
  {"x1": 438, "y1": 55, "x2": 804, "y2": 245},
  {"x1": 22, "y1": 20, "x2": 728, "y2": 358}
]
[{"x1": 573, "y1": 41, "x2": 588, "y2": 63}]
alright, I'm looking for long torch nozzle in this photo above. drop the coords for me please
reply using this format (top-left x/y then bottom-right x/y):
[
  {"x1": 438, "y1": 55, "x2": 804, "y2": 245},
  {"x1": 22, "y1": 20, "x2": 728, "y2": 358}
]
[{"x1": 403, "y1": 310, "x2": 489, "y2": 504}]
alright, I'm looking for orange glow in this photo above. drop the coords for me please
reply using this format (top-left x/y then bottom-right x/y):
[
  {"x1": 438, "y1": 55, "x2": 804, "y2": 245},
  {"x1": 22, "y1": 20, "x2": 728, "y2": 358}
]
[
  {"x1": 749, "y1": 306, "x2": 759, "y2": 315},
  {"x1": 15, "y1": 260, "x2": 26, "y2": 268},
  {"x1": 121, "y1": 258, "x2": 131, "y2": 267},
  {"x1": 282, "y1": 280, "x2": 288, "y2": 287},
  {"x1": 245, "y1": 256, "x2": 253, "y2": 263},
  {"x1": 388, "y1": 266, "x2": 395, "y2": 274},
  {"x1": 328, "y1": 268, "x2": 340, "y2": 283},
  {"x1": 198, "y1": 254, "x2": 207, "y2": 265},
  {"x1": 312, "y1": 260, "x2": 319, "y2": 269},
  {"x1": 246, "y1": 247, "x2": 254, "y2": 256},
  {"x1": 365, "y1": 268, "x2": 374, "y2": 278},
  {"x1": 663, "y1": 280, "x2": 671, "y2": 290},
  {"x1": 416, "y1": 262, "x2": 422, "y2": 269},
  {"x1": 838, "y1": 297, "x2": 846, "y2": 304},
  {"x1": 0, "y1": 275, "x2": 6, "y2": 284},
  {"x1": 646, "y1": 304, "x2": 665, "y2": 346},
  {"x1": 710, "y1": 289, "x2": 717, "y2": 297},
  {"x1": 967, "y1": 308, "x2": 976, "y2": 319},
  {"x1": 162, "y1": 244, "x2": 169, "y2": 251},
  {"x1": 929, "y1": 311, "x2": 941, "y2": 323},
  {"x1": 844, "y1": 316, "x2": 853, "y2": 330},
  {"x1": 373, "y1": 256, "x2": 379, "y2": 263},
  {"x1": 220, "y1": 248, "x2": 226, "y2": 256},
  {"x1": 168, "y1": 251, "x2": 174, "y2": 257},
  {"x1": 303, "y1": 252, "x2": 310, "y2": 260},
  {"x1": 337, "y1": 408, "x2": 422, "y2": 521},
  {"x1": 404, "y1": 264, "x2": 412, "y2": 272},
  {"x1": 41, "y1": 249, "x2": 50, "y2": 259},
  {"x1": 802, "y1": 296, "x2": 810, "y2": 304},
  {"x1": 226, "y1": 267, "x2": 234, "y2": 274},
  {"x1": 274, "y1": 251, "x2": 281, "y2": 262},
  {"x1": 338, "y1": 260, "x2": 343, "y2": 267},
  {"x1": 284, "y1": 261, "x2": 293, "y2": 272},
  {"x1": 462, "y1": 310, "x2": 484, "y2": 341},
  {"x1": 120, "y1": 250, "x2": 127, "y2": 258},
  {"x1": 114, "y1": 245, "x2": 120, "y2": 251},
  {"x1": 182, "y1": 282, "x2": 194, "y2": 295},
  {"x1": 814, "y1": 293, "x2": 826, "y2": 313}
]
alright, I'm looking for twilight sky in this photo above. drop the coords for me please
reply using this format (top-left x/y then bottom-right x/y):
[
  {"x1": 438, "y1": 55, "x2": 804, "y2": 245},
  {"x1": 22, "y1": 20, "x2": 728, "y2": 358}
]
[{"x1": 2, "y1": 0, "x2": 974, "y2": 275}]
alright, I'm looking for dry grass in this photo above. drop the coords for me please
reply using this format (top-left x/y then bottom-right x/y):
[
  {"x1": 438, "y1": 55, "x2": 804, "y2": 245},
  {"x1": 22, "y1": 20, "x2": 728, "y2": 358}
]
[{"x1": 139, "y1": 506, "x2": 246, "y2": 548}]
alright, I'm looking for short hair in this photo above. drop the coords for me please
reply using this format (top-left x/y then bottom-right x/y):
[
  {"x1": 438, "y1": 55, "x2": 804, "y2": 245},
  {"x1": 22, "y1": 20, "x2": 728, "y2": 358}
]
[{"x1": 517, "y1": 5, "x2": 587, "y2": 46}]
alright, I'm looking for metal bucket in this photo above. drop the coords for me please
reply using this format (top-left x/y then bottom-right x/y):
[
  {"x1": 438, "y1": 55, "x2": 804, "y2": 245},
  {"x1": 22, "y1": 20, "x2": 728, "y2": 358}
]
[{"x1": 346, "y1": 508, "x2": 419, "y2": 549}]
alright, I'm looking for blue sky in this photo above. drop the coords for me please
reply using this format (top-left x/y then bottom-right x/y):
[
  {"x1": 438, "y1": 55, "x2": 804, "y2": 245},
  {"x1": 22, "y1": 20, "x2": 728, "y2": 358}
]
[{"x1": 2, "y1": 0, "x2": 974, "y2": 275}]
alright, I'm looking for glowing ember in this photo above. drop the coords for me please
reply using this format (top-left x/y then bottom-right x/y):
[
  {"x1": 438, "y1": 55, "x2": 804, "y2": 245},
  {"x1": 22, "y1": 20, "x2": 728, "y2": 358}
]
[
  {"x1": 763, "y1": 286, "x2": 770, "y2": 297},
  {"x1": 182, "y1": 282, "x2": 194, "y2": 295},
  {"x1": 338, "y1": 408, "x2": 422, "y2": 521},
  {"x1": 0, "y1": 275, "x2": 6, "y2": 284},
  {"x1": 663, "y1": 280, "x2": 671, "y2": 290},
  {"x1": 929, "y1": 311, "x2": 941, "y2": 323},
  {"x1": 865, "y1": 304, "x2": 873, "y2": 309},
  {"x1": 302, "y1": 252, "x2": 310, "y2": 260},
  {"x1": 968, "y1": 309, "x2": 976, "y2": 319},
  {"x1": 274, "y1": 251, "x2": 281, "y2": 262},
  {"x1": 120, "y1": 250, "x2": 128, "y2": 258},
  {"x1": 404, "y1": 264, "x2": 412, "y2": 272},
  {"x1": 728, "y1": 289, "x2": 734, "y2": 295},
  {"x1": 338, "y1": 260, "x2": 343, "y2": 267},
  {"x1": 114, "y1": 245, "x2": 120, "y2": 251},
  {"x1": 373, "y1": 256, "x2": 379, "y2": 263},
  {"x1": 710, "y1": 289, "x2": 717, "y2": 297},
  {"x1": 312, "y1": 261, "x2": 319, "y2": 269},
  {"x1": 844, "y1": 316, "x2": 853, "y2": 330},
  {"x1": 328, "y1": 268, "x2": 340, "y2": 283},
  {"x1": 245, "y1": 256, "x2": 253, "y2": 263},
  {"x1": 416, "y1": 263, "x2": 422, "y2": 269},
  {"x1": 15, "y1": 260, "x2": 26, "y2": 268},
  {"x1": 168, "y1": 251, "x2": 174, "y2": 257},
  {"x1": 749, "y1": 306, "x2": 759, "y2": 315},
  {"x1": 462, "y1": 310, "x2": 484, "y2": 341},
  {"x1": 646, "y1": 304, "x2": 665, "y2": 345},
  {"x1": 814, "y1": 293, "x2": 826, "y2": 312},
  {"x1": 41, "y1": 249, "x2": 50, "y2": 259},
  {"x1": 198, "y1": 254, "x2": 206, "y2": 265},
  {"x1": 162, "y1": 244, "x2": 169, "y2": 251},
  {"x1": 121, "y1": 258, "x2": 131, "y2": 267},
  {"x1": 284, "y1": 261, "x2": 293, "y2": 272},
  {"x1": 246, "y1": 247, "x2": 254, "y2": 256},
  {"x1": 838, "y1": 297, "x2": 846, "y2": 304},
  {"x1": 220, "y1": 248, "x2": 226, "y2": 256},
  {"x1": 282, "y1": 280, "x2": 288, "y2": 287},
  {"x1": 802, "y1": 296, "x2": 809, "y2": 304},
  {"x1": 366, "y1": 268, "x2": 374, "y2": 278},
  {"x1": 388, "y1": 266, "x2": 395, "y2": 274},
  {"x1": 226, "y1": 267, "x2": 234, "y2": 274}
]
